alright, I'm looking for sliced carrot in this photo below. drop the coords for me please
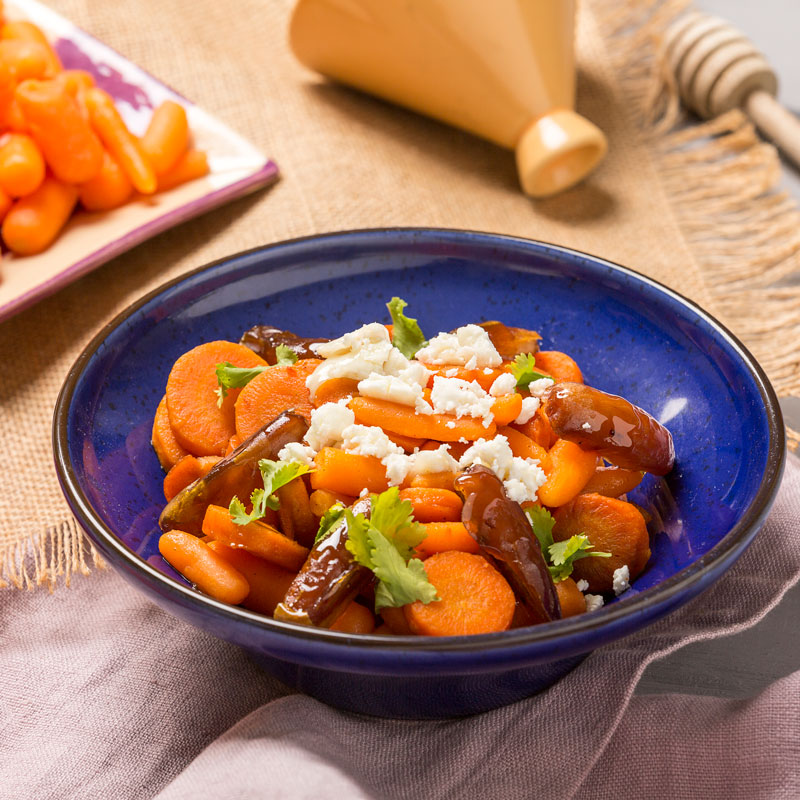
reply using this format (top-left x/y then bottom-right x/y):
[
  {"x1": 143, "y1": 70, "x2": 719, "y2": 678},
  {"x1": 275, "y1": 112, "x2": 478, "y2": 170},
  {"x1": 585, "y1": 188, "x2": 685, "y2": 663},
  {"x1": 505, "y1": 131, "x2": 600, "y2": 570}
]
[
  {"x1": 398, "y1": 488, "x2": 462, "y2": 523},
  {"x1": 312, "y1": 377, "x2": 359, "y2": 407},
  {"x1": 497, "y1": 425, "x2": 547, "y2": 463},
  {"x1": 85, "y1": 87, "x2": 156, "y2": 194},
  {"x1": 16, "y1": 79, "x2": 102, "y2": 184},
  {"x1": 0, "y1": 132, "x2": 45, "y2": 197},
  {"x1": 535, "y1": 351, "x2": 583, "y2": 384},
  {"x1": 163, "y1": 454, "x2": 221, "y2": 502},
  {"x1": 553, "y1": 493, "x2": 651, "y2": 592},
  {"x1": 79, "y1": 148, "x2": 133, "y2": 211},
  {"x1": 404, "y1": 551, "x2": 515, "y2": 636},
  {"x1": 513, "y1": 411, "x2": 557, "y2": 449},
  {"x1": 380, "y1": 605, "x2": 413, "y2": 635},
  {"x1": 159, "y1": 530, "x2": 250, "y2": 605},
  {"x1": 414, "y1": 521, "x2": 479, "y2": 559},
  {"x1": 537, "y1": 439, "x2": 598, "y2": 508},
  {"x1": 0, "y1": 22, "x2": 62, "y2": 76},
  {"x1": 582, "y1": 465, "x2": 645, "y2": 498},
  {"x1": 208, "y1": 541, "x2": 297, "y2": 615},
  {"x1": 201, "y1": 504, "x2": 309, "y2": 572},
  {"x1": 491, "y1": 392, "x2": 523, "y2": 426},
  {"x1": 224, "y1": 434, "x2": 242, "y2": 456},
  {"x1": 234, "y1": 358, "x2": 322, "y2": 441},
  {"x1": 408, "y1": 471, "x2": 457, "y2": 491},
  {"x1": 1, "y1": 176, "x2": 78, "y2": 255},
  {"x1": 310, "y1": 447, "x2": 389, "y2": 496},
  {"x1": 330, "y1": 601, "x2": 376, "y2": 634},
  {"x1": 156, "y1": 148, "x2": 209, "y2": 192},
  {"x1": 275, "y1": 477, "x2": 318, "y2": 548},
  {"x1": 139, "y1": 100, "x2": 189, "y2": 175},
  {"x1": 555, "y1": 577, "x2": 587, "y2": 618},
  {"x1": 350, "y1": 396, "x2": 496, "y2": 442},
  {"x1": 385, "y1": 430, "x2": 427, "y2": 452},
  {"x1": 308, "y1": 488, "x2": 355, "y2": 517},
  {"x1": 166, "y1": 340, "x2": 267, "y2": 456}
]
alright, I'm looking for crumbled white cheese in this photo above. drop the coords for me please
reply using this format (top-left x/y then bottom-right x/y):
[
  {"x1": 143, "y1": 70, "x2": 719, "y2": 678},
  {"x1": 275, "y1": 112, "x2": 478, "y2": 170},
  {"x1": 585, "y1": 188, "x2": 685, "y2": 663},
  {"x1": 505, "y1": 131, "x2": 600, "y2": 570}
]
[
  {"x1": 410, "y1": 445, "x2": 459, "y2": 477},
  {"x1": 311, "y1": 322, "x2": 389, "y2": 359},
  {"x1": 430, "y1": 376, "x2": 494, "y2": 422},
  {"x1": 576, "y1": 579, "x2": 589, "y2": 593},
  {"x1": 612, "y1": 565, "x2": 630, "y2": 596},
  {"x1": 483, "y1": 367, "x2": 494, "y2": 375},
  {"x1": 415, "y1": 324, "x2": 502, "y2": 368},
  {"x1": 489, "y1": 372, "x2": 517, "y2": 397},
  {"x1": 527, "y1": 377, "x2": 555, "y2": 398},
  {"x1": 382, "y1": 453, "x2": 410, "y2": 486},
  {"x1": 445, "y1": 368, "x2": 458, "y2": 377},
  {"x1": 503, "y1": 457, "x2": 547, "y2": 504},
  {"x1": 357, "y1": 373, "x2": 424, "y2": 408},
  {"x1": 304, "y1": 399, "x2": 355, "y2": 451},
  {"x1": 584, "y1": 594, "x2": 605, "y2": 612},
  {"x1": 514, "y1": 396, "x2": 540, "y2": 425},
  {"x1": 445, "y1": 420, "x2": 456, "y2": 429},
  {"x1": 581, "y1": 421, "x2": 592, "y2": 432},
  {"x1": 277, "y1": 442, "x2": 316, "y2": 466},
  {"x1": 340, "y1": 424, "x2": 403, "y2": 461}
]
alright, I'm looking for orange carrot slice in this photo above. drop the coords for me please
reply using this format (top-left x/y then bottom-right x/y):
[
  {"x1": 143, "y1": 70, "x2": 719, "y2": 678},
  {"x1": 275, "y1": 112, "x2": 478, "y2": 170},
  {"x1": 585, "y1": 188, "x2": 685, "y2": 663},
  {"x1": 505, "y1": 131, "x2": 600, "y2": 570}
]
[
  {"x1": 490, "y1": 392, "x2": 523, "y2": 426},
  {"x1": 537, "y1": 439, "x2": 598, "y2": 507},
  {"x1": 535, "y1": 351, "x2": 583, "y2": 384},
  {"x1": 330, "y1": 601, "x2": 376, "y2": 634},
  {"x1": 398, "y1": 488, "x2": 462, "y2": 523},
  {"x1": 554, "y1": 577, "x2": 587, "y2": 617},
  {"x1": 163, "y1": 454, "x2": 221, "y2": 502},
  {"x1": 310, "y1": 447, "x2": 389, "y2": 496},
  {"x1": 497, "y1": 425, "x2": 547, "y2": 463},
  {"x1": 312, "y1": 377, "x2": 359, "y2": 407},
  {"x1": 413, "y1": 521, "x2": 479, "y2": 559}
]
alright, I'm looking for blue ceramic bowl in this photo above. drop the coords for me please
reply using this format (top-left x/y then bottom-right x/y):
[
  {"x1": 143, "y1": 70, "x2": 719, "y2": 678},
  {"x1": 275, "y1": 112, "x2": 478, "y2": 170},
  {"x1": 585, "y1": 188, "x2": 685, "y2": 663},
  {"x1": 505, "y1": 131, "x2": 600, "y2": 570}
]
[{"x1": 53, "y1": 229, "x2": 785, "y2": 719}]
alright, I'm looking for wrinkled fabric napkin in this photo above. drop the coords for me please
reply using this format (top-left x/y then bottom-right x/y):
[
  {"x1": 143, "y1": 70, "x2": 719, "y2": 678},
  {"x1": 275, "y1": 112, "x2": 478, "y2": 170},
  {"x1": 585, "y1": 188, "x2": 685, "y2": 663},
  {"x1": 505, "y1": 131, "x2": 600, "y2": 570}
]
[{"x1": 2, "y1": 455, "x2": 798, "y2": 799}]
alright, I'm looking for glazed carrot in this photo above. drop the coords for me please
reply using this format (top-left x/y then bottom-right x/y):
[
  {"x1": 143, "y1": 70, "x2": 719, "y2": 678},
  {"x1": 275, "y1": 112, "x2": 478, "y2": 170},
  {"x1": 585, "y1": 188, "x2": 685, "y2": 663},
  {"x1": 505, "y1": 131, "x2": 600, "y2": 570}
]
[
  {"x1": 1, "y1": 176, "x2": 78, "y2": 255},
  {"x1": 156, "y1": 148, "x2": 209, "y2": 192},
  {"x1": 275, "y1": 477, "x2": 318, "y2": 547},
  {"x1": 398, "y1": 488, "x2": 462, "y2": 523},
  {"x1": 224, "y1": 434, "x2": 242, "y2": 456},
  {"x1": 310, "y1": 447, "x2": 389, "y2": 496},
  {"x1": 78, "y1": 149, "x2": 133, "y2": 211},
  {"x1": 581, "y1": 465, "x2": 645, "y2": 498},
  {"x1": 308, "y1": 488, "x2": 356, "y2": 517},
  {"x1": 537, "y1": 439, "x2": 597, "y2": 508},
  {"x1": 0, "y1": 132, "x2": 44, "y2": 196},
  {"x1": 419, "y1": 438, "x2": 470, "y2": 461},
  {"x1": 408, "y1": 471, "x2": 457, "y2": 491},
  {"x1": 330, "y1": 601, "x2": 376, "y2": 634},
  {"x1": 139, "y1": 100, "x2": 189, "y2": 175},
  {"x1": 512, "y1": 412, "x2": 556, "y2": 449},
  {"x1": 0, "y1": 21, "x2": 62, "y2": 76},
  {"x1": 54, "y1": 69, "x2": 94, "y2": 95},
  {"x1": 234, "y1": 358, "x2": 322, "y2": 440},
  {"x1": 0, "y1": 186, "x2": 12, "y2": 222},
  {"x1": 15, "y1": 79, "x2": 102, "y2": 183},
  {"x1": 202, "y1": 504, "x2": 310, "y2": 571},
  {"x1": 555, "y1": 577, "x2": 587, "y2": 618},
  {"x1": 166, "y1": 340, "x2": 267, "y2": 456},
  {"x1": 535, "y1": 351, "x2": 583, "y2": 384},
  {"x1": 350, "y1": 396, "x2": 496, "y2": 442},
  {"x1": 413, "y1": 521, "x2": 479, "y2": 558},
  {"x1": 152, "y1": 395, "x2": 189, "y2": 470},
  {"x1": 385, "y1": 430, "x2": 428, "y2": 452},
  {"x1": 84, "y1": 87, "x2": 156, "y2": 194},
  {"x1": 312, "y1": 377, "x2": 359, "y2": 407},
  {"x1": 404, "y1": 551, "x2": 515, "y2": 636},
  {"x1": 421, "y1": 365, "x2": 508, "y2": 393},
  {"x1": 0, "y1": 39, "x2": 49, "y2": 80},
  {"x1": 553, "y1": 493, "x2": 651, "y2": 592},
  {"x1": 380, "y1": 606, "x2": 413, "y2": 635},
  {"x1": 163, "y1": 454, "x2": 221, "y2": 502},
  {"x1": 490, "y1": 392, "x2": 523, "y2": 426},
  {"x1": 159, "y1": 530, "x2": 250, "y2": 604},
  {"x1": 497, "y1": 425, "x2": 547, "y2": 463},
  {"x1": 208, "y1": 541, "x2": 296, "y2": 615}
]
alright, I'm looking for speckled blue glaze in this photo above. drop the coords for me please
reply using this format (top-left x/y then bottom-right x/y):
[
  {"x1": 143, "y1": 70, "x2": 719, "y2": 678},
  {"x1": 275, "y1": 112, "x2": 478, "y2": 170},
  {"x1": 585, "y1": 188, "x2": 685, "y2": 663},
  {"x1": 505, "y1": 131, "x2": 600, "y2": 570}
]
[{"x1": 54, "y1": 229, "x2": 784, "y2": 719}]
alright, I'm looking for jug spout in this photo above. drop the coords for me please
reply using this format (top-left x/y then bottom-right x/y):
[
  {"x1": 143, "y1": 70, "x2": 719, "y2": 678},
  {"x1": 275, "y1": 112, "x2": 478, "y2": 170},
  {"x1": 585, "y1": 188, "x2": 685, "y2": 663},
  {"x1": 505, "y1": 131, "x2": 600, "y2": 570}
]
[{"x1": 516, "y1": 109, "x2": 607, "y2": 197}]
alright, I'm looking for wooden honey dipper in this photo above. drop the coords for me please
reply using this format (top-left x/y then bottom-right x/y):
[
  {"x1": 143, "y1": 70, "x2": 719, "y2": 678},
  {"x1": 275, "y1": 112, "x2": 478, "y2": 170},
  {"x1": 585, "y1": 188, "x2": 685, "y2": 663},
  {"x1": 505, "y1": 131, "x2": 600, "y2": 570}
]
[{"x1": 664, "y1": 11, "x2": 800, "y2": 168}]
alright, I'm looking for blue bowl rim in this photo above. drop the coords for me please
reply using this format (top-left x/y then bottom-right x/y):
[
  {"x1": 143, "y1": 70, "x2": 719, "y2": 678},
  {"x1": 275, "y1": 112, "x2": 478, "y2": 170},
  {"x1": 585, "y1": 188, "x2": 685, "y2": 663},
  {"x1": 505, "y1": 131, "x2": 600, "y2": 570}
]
[{"x1": 53, "y1": 227, "x2": 786, "y2": 655}]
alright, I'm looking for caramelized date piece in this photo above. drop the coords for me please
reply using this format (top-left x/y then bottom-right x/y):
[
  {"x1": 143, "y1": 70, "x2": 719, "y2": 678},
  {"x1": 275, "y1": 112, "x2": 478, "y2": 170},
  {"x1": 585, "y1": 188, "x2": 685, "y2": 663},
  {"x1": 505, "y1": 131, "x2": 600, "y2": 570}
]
[
  {"x1": 274, "y1": 498, "x2": 373, "y2": 627},
  {"x1": 239, "y1": 325, "x2": 327, "y2": 364},
  {"x1": 159, "y1": 412, "x2": 308, "y2": 536},
  {"x1": 454, "y1": 466, "x2": 560, "y2": 623},
  {"x1": 544, "y1": 382, "x2": 675, "y2": 475},
  {"x1": 478, "y1": 321, "x2": 541, "y2": 359}
]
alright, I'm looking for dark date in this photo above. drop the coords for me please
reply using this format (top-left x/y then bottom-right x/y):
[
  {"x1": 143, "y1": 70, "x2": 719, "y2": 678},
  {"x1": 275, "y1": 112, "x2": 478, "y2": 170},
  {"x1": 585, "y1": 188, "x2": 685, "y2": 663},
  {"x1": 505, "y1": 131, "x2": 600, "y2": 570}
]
[{"x1": 239, "y1": 325, "x2": 328, "y2": 364}]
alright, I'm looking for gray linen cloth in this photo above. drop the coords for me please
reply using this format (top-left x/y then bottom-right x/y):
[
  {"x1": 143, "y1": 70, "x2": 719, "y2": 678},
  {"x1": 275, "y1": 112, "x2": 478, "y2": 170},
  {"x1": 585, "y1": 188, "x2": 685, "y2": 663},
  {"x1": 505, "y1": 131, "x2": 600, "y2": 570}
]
[{"x1": 2, "y1": 455, "x2": 798, "y2": 799}]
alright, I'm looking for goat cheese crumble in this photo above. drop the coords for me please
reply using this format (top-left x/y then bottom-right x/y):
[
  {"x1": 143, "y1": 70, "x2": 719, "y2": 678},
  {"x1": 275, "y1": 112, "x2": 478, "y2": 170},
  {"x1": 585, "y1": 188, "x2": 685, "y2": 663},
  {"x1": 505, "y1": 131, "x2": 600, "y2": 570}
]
[
  {"x1": 414, "y1": 324, "x2": 502, "y2": 368},
  {"x1": 612, "y1": 565, "x2": 630, "y2": 596}
]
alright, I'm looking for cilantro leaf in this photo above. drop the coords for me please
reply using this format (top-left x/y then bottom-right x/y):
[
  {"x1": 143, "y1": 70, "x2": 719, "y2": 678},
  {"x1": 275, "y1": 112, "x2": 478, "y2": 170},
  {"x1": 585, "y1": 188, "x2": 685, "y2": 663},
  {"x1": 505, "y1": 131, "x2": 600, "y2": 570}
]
[
  {"x1": 228, "y1": 459, "x2": 314, "y2": 525},
  {"x1": 526, "y1": 505, "x2": 555, "y2": 554},
  {"x1": 275, "y1": 345, "x2": 298, "y2": 366},
  {"x1": 511, "y1": 353, "x2": 551, "y2": 390},
  {"x1": 370, "y1": 530, "x2": 438, "y2": 611},
  {"x1": 343, "y1": 508, "x2": 373, "y2": 566},
  {"x1": 314, "y1": 503, "x2": 346, "y2": 545},
  {"x1": 215, "y1": 361, "x2": 269, "y2": 407},
  {"x1": 387, "y1": 297, "x2": 427, "y2": 358},
  {"x1": 369, "y1": 486, "x2": 425, "y2": 560},
  {"x1": 547, "y1": 535, "x2": 611, "y2": 583}
]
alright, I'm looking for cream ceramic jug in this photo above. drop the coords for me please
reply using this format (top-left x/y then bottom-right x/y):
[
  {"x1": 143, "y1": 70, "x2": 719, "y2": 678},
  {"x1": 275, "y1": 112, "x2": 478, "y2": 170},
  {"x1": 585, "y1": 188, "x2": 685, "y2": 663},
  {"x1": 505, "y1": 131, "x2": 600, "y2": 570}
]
[{"x1": 290, "y1": 0, "x2": 607, "y2": 197}]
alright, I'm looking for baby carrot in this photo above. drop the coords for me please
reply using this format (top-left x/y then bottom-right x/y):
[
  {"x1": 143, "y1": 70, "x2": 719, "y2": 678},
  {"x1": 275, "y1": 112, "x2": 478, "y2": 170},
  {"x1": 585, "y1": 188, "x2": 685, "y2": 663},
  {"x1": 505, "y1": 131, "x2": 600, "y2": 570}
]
[
  {"x1": 163, "y1": 454, "x2": 220, "y2": 502},
  {"x1": 330, "y1": 601, "x2": 376, "y2": 634},
  {"x1": 166, "y1": 340, "x2": 267, "y2": 456},
  {"x1": 413, "y1": 521, "x2": 480, "y2": 559},
  {"x1": 537, "y1": 439, "x2": 597, "y2": 508},
  {"x1": 581, "y1": 465, "x2": 645, "y2": 498},
  {"x1": 397, "y1": 487, "x2": 462, "y2": 523},
  {"x1": 139, "y1": 100, "x2": 189, "y2": 175},
  {"x1": 534, "y1": 351, "x2": 583, "y2": 384},
  {"x1": 79, "y1": 149, "x2": 133, "y2": 211},
  {"x1": 15, "y1": 79, "x2": 103, "y2": 183},
  {"x1": 308, "y1": 488, "x2": 355, "y2": 517},
  {"x1": 53, "y1": 69, "x2": 94, "y2": 95},
  {"x1": 84, "y1": 87, "x2": 156, "y2": 194},
  {"x1": 2, "y1": 176, "x2": 78, "y2": 255},
  {"x1": 0, "y1": 39, "x2": 49, "y2": 80},
  {"x1": 152, "y1": 395, "x2": 188, "y2": 471},
  {"x1": 275, "y1": 477, "x2": 318, "y2": 547},
  {"x1": 380, "y1": 606, "x2": 413, "y2": 635},
  {"x1": 158, "y1": 530, "x2": 250, "y2": 605},
  {"x1": 404, "y1": 551, "x2": 516, "y2": 636},
  {"x1": 408, "y1": 471, "x2": 457, "y2": 491},
  {"x1": 490, "y1": 392, "x2": 523, "y2": 426},
  {"x1": 385, "y1": 430, "x2": 428, "y2": 453},
  {"x1": 0, "y1": 186, "x2": 12, "y2": 222},
  {"x1": 310, "y1": 447, "x2": 389, "y2": 496},
  {"x1": 497, "y1": 425, "x2": 547, "y2": 463},
  {"x1": 312, "y1": 377, "x2": 359, "y2": 407},
  {"x1": 554, "y1": 577, "x2": 587, "y2": 618},
  {"x1": 0, "y1": 21, "x2": 62, "y2": 76},
  {"x1": 156, "y1": 148, "x2": 209, "y2": 192},
  {"x1": 0, "y1": 132, "x2": 44, "y2": 196},
  {"x1": 512, "y1": 412, "x2": 557, "y2": 449}
]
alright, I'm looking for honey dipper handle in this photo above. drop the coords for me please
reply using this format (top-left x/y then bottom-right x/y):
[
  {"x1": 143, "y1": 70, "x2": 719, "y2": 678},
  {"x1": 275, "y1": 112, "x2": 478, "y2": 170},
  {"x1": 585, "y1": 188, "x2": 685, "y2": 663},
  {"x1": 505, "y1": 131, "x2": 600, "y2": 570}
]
[{"x1": 744, "y1": 90, "x2": 800, "y2": 169}]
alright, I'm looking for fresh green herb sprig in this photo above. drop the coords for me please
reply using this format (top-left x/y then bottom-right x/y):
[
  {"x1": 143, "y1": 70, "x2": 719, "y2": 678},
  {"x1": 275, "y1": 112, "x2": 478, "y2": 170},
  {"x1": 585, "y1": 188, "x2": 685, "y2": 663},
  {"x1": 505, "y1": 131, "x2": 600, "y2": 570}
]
[
  {"x1": 214, "y1": 346, "x2": 299, "y2": 407},
  {"x1": 511, "y1": 353, "x2": 551, "y2": 391},
  {"x1": 229, "y1": 459, "x2": 313, "y2": 526},
  {"x1": 387, "y1": 297, "x2": 427, "y2": 359}
]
